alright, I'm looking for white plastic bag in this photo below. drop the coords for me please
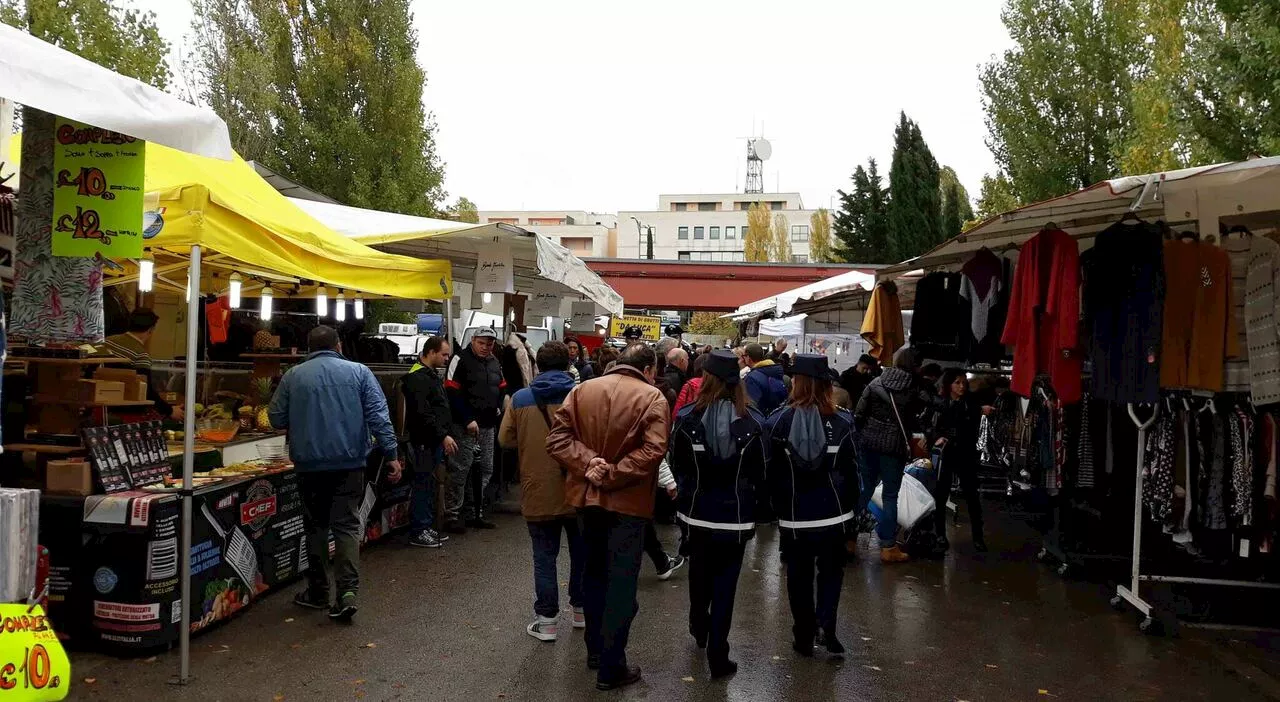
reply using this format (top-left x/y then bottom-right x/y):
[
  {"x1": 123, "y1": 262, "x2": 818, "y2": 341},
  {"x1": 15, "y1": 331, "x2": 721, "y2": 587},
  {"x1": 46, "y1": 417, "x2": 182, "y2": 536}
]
[{"x1": 871, "y1": 472, "x2": 936, "y2": 530}]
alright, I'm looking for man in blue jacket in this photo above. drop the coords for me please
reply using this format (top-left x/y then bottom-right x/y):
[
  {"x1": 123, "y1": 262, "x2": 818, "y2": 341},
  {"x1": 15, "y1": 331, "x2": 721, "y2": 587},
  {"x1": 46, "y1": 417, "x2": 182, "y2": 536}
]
[
  {"x1": 743, "y1": 343, "x2": 787, "y2": 415},
  {"x1": 270, "y1": 325, "x2": 401, "y2": 622}
]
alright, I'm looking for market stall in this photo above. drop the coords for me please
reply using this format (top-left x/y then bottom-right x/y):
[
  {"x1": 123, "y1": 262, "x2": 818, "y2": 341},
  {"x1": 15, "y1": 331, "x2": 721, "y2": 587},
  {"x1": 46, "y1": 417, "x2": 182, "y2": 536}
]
[{"x1": 874, "y1": 155, "x2": 1280, "y2": 634}]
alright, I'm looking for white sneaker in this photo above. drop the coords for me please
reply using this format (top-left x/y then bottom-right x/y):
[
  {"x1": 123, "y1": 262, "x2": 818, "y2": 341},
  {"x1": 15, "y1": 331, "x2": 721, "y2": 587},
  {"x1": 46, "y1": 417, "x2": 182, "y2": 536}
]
[
  {"x1": 572, "y1": 607, "x2": 586, "y2": 629},
  {"x1": 656, "y1": 555, "x2": 686, "y2": 581},
  {"x1": 526, "y1": 615, "x2": 558, "y2": 641}
]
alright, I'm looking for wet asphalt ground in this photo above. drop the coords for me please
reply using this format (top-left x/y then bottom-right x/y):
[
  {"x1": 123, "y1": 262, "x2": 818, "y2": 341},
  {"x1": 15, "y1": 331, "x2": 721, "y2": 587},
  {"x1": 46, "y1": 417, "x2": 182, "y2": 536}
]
[{"x1": 65, "y1": 503, "x2": 1280, "y2": 702}]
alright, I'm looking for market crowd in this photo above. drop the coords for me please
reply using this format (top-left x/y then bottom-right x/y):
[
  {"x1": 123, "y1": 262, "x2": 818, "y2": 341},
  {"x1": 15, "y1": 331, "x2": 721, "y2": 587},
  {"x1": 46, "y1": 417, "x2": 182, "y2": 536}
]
[{"x1": 274, "y1": 323, "x2": 984, "y2": 692}]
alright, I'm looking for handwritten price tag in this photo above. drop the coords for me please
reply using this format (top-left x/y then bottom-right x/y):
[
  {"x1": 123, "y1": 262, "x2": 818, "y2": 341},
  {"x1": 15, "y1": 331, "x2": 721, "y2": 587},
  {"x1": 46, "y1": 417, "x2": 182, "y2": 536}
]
[
  {"x1": 50, "y1": 117, "x2": 145, "y2": 259},
  {"x1": 0, "y1": 605, "x2": 70, "y2": 701}
]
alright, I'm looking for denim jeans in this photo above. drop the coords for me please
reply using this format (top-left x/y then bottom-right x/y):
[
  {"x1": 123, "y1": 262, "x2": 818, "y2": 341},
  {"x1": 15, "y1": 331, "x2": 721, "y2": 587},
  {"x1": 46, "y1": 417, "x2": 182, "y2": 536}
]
[
  {"x1": 409, "y1": 444, "x2": 443, "y2": 533},
  {"x1": 579, "y1": 508, "x2": 646, "y2": 682},
  {"x1": 527, "y1": 517, "x2": 586, "y2": 618},
  {"x1": 299, "y1": 468, "x2": 364, "y2": 597},
  {"x1": 858, "y1": 449, "x2": 905, "y2": 543}
]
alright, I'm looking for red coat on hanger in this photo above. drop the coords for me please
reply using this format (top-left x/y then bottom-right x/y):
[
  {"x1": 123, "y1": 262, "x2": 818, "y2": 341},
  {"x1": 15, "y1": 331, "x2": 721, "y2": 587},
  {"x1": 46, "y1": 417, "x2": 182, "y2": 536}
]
[{"x1": 1000, "y1": 227, "x2": 1082, "y2": 403}]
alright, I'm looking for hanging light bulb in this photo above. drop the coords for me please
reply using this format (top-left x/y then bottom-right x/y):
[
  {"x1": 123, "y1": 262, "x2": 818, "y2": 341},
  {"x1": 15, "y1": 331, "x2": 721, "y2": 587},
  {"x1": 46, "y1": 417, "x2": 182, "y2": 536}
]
[
  {"x1": 482, "y1": 292, "x2": 493, "y2": 305},
  {"x1": 138, "y1": 256, "x2": 154, "y2": 293},
  {"x1": 185, "y1": 269, "x2": 192, "y2": 303},
  {"x1": 354, "y1": 297, "x2": 365, "y2": 320},
  {"x1": 260, "y1": 287, "x2": 274, "y2": 321},
  {"x1": 229, "y1": 272, "x2": 243, "y2": 309},
  {"x1": 335, "y1": 291, "x2": 346, "y2": 322},
  {"x1": 316, "y1": 286, "x2": 329, "y2": 317}
]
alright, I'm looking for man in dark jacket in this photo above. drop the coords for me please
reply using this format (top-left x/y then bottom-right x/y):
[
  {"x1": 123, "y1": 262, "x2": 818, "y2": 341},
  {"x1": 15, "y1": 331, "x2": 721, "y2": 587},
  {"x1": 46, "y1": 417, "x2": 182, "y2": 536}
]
[
  {"x1": 662, "y1": 348, "x2": 689, "y2": 400},
  {"x1": 401, "y1": 336, "x2": 458, "y2": 549},
  {"x1": 443, "y1": 327, "x2": 506, "y2": 533},
  {"x1": 839, "y1": 354, "x2": 879, "y2": 408},
  {"x1": 270, "y1": 326, "x2": 401, "y2": 621},
  {"x1": 743, "y1": 343, "x2": 787, "y2": 415},
  {"x1": 852, "y1": 346, "x2": 922, "y2": 564}
]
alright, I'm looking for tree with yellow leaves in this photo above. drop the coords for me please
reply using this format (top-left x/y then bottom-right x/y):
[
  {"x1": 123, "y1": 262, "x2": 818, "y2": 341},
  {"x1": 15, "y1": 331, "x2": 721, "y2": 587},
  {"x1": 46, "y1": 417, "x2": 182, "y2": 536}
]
[
  {"x1": 744, "y1": 203, "x2": 772, "y2": 262},
  {"x1": 809, "y1": 208, "x2": 835, "y2": 262},
  {"x1": 772, "y1": 213, "x2": 792, "y2": 262}
]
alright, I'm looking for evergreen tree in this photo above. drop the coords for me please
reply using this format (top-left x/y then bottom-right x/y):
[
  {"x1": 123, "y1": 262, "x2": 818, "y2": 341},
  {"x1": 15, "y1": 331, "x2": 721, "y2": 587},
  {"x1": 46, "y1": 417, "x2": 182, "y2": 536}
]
[
  {"x1": 832, "y1": 159, "x2": 890, "y2": 263},
  {"x1": 887, "y1": 112, "x2": 942, "y2": 260},
  {"x1": 942, "y1": 181, "x2": 964, "y2": 239},
  {"x1": 192, "y1": 0, "x2": 447, "y2": 216}
]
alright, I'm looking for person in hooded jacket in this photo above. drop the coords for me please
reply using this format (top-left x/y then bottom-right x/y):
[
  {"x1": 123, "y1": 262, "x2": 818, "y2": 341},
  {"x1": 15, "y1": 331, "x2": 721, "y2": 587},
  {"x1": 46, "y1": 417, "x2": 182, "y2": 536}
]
[
  {"x1": 853, "y1": 346, "x2": 923, "y2": 564},
  {"x1": 744, "y1": 343, "x2": 787, "y2": 415},
  {"x1": 669, "y1": 350, "x2": 766, "y2": 679},
  {"x1": 765, "y1": 354, "x2": 859, "y2": 658}
]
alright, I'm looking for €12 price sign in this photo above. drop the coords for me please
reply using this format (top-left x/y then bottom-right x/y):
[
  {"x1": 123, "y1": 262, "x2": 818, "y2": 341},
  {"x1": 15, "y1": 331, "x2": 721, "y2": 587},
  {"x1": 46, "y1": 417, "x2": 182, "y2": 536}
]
[
  {"x1": 0, "y1": 605, "x2": 70, "y2": 701},
  {"x1": 50, "y1": 117, "x2": 146, "y2": 259}
]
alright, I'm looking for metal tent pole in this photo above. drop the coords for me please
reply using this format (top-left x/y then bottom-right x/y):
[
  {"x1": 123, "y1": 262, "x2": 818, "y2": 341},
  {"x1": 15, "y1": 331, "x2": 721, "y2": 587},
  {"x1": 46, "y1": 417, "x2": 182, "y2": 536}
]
[
  {"x1": 444, "y1": 296, "x2": 454, "y2": 345},
  {"x1": 178, "y1": 245, "x2": 201, "y2": 684}
]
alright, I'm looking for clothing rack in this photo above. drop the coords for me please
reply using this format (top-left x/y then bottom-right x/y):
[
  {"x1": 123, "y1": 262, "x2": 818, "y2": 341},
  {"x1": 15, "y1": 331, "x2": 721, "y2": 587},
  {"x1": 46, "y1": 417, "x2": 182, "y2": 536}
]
[{"x1": 1112, "y1": 402, "x2": 1280, "y2": 634}]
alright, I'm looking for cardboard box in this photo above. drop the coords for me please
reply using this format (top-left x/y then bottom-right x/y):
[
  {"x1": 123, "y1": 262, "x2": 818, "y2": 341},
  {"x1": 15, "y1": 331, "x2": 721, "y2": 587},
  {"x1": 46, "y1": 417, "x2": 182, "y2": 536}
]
[
  {"x1": 93, "y1": 367, "x2": 145, "y2": 400},
  {"x1": 79, "y1": 379, "x2": 125, "y2": 404},
  {"x1": 46, "y1": 460, "x2": 93, "y2": 495}
]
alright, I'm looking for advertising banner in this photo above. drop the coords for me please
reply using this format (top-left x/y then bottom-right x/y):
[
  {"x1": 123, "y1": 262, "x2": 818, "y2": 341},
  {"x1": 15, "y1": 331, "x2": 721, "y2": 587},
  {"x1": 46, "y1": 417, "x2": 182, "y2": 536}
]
[
  {"x1": 50, "y1": 118, "x2": 145, "y2": 258},
  {"x1": 608, "y1": 314, "x2": 662, "y2": 341}
]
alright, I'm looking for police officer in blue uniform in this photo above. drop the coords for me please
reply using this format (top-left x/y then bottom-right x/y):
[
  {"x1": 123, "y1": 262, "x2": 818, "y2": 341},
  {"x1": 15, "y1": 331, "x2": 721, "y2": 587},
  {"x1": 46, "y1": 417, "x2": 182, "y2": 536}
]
[
  {"x1": 764, "y1": 354, "x2": 859, "y2": 657},
  {"x1": 669, "y1": 350, "x2": 766, "y2": 679}
]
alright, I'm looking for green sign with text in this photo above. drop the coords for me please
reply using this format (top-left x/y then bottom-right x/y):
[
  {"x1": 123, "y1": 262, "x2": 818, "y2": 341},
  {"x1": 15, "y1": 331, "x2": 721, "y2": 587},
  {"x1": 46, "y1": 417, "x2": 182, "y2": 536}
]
[{"x1": 51, "y1": 118, "x2": 145, "y2": 258}]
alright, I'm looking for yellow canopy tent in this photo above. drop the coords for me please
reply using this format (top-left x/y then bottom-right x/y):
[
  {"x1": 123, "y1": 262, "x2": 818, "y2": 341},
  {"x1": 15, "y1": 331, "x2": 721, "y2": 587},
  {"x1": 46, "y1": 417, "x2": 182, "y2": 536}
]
[{"x1": 9, "y1": 137, "x2": 453, "y2": 299}]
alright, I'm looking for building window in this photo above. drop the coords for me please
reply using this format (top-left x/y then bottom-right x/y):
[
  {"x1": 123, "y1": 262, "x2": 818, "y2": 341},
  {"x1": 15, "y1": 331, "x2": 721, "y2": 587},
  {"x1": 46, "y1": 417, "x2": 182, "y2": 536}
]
[
  {"x1": 529, "y1": 217, "x2": 566, "y2": 226},
  {"x1": 741, "y1": 226, "x2": 749, "y2": 240},
  {"x1": 697, "y1": 202, "x2": 717, "y2": 211},
  {"x1": 686, "y1": 203, "x2": 699, "y2": 211},
  {"x1": 678, "y1": 226, "x2": 689, "y2": 240},
  {"x1": 694, "y1": 226, "x2": 705, "y2": 240},
  {"x1": 561, "y1": 237, "x2": 593, "y2": 255},
  {"x1": 791, "y1": 254, "x2": 809, "y2": 263},
  {"x1": 770, "y1": 201, "x2": 786, "y2": 210},
  {"x1": 735, "y1": 201, "x2": 752, "y2": 211},
  {"x1": 790, "y1": 225, "x2": 810, "y2": 242},
  {"x1": 678, "y1": 251, "x2": 691, "y2": 261},
  {"x1": 709, "y1": 226, "x2": 720, "y2": 239},
  {"x1": 733, "y1": 251, "x2": 745, "y2": 261},
  {"x1": 487, "y1": 217, "x2": 518, "y2": 224},
  {"x1": 725, "y1": 226, "x2": 736, "y2": 239}
]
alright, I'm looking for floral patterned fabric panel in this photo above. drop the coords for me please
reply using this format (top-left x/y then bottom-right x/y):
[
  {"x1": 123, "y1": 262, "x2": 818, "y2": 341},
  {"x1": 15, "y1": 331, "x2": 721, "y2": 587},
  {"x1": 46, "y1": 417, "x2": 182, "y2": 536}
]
[{"x1": 10, "y1": 108, "x2": 103, "y2": 343}]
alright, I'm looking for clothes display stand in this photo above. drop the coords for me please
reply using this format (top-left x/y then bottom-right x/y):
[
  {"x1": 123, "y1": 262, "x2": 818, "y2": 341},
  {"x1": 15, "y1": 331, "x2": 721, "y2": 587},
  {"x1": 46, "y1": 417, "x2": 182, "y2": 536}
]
[{"x1": 1111, "y1": 402, "x2": 1280, "y2": 634}]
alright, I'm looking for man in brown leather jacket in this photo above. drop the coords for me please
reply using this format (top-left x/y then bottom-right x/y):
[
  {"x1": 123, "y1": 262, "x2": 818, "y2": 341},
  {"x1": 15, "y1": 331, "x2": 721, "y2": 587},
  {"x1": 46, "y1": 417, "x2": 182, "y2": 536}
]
[{"x1": 547, "y1": 343, "x2": 669, "y2": 692}]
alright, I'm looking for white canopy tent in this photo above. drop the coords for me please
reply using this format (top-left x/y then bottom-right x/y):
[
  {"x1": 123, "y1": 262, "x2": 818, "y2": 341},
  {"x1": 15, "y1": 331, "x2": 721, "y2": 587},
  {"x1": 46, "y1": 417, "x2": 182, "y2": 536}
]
[
  {"x1": 726, "y1": 269, "x2": 876, "y2": 321},
  {"x1": 877, "y1": 155, "x2": 1280, "y2": 278},
  {"x1": 289, "y1": 198, "x2": 624, "y2": 318},
  {"x1": 0, "y1": 23, "x2": 232, "y2": 159}
]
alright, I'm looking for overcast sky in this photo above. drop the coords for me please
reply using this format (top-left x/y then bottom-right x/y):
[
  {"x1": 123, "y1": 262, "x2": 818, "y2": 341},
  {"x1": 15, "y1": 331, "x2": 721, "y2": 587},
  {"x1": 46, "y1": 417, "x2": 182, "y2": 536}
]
[{"x1": 134, "y1": 0, "x2": 1012, "y2": 213}]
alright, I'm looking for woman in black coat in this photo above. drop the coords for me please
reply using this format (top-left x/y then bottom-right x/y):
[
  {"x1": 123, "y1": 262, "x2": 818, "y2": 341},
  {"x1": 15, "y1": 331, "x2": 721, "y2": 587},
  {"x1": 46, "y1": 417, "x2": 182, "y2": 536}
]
[
  {"x1": 931, "y1": 368, "x2": 987, "y2": 552},
  {"x1": 669, "y1": 350, "x2": 765, "y2": 679}
]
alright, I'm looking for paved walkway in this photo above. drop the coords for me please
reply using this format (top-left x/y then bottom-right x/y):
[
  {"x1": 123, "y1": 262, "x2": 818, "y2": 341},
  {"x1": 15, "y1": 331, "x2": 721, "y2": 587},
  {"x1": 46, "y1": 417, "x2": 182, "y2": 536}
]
[{"x1": 66, "y1": 507, "x2": 1280, "y2": 701}]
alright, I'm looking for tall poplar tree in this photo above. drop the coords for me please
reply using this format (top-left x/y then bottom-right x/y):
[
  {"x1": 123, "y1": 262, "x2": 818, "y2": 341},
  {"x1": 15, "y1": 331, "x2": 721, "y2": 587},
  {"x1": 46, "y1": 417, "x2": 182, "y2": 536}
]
[{"x1": 192, "y1": 0, "x2": 447, "y2": 216}]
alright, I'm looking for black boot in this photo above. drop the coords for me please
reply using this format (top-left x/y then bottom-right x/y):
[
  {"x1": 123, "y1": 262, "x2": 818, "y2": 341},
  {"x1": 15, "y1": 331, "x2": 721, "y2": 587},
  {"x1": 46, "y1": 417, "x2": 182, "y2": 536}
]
[
  {"x1": 817, "y1": 627, "x2": 845, "y2": 655},
  {"x1": 708, "y1": 656, "x2": 738, "y2": 679}
]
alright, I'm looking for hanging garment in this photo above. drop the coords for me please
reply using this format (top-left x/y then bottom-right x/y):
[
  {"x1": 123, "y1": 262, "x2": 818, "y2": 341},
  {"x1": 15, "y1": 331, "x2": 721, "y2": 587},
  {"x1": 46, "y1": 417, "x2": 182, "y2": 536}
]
[
  {"x1": 910, "y1": 271, "x2": 966, "y2": 360},
  {"x1": 1170, "y1": 407, "x2": 1195, "y2": 544},
  {"x1": 1076, "y1": 393, "x2": 1096, "y2": 489},
  {"x1": 1001, "y1": 228, "x2": 1082, "y2": 403},
  {"x1": 1083, "y1": 220, "x2": 1165, "y2": 404},
  {"x1": 1160, "y1": 240, "x2": 1239, "y2": 391},
  {"x1": 959, "y1": 248, "x2": 1009, "y2": 365},
  {"x1": 1229, "y1": 408, "x2": 1253, "y2": 527},
  {"x1": 205, "y1": 295, "x2": 231, "y2": 345},
  {"x1": 1198, "y1": 406, "x2": 1228, "y2": 530},
  {"x1": 1244, "y1": 235, "x2": 1280, "y2": 406},
  {"x1": 1224, "y1": 234, "x2": 1255, "y2": 393},
  {"x1": 860, "y1": 282, "x2": 905, "y2": 365},
  {"x1": 1143, "y1": 412, "x2": 1176, "y2": 525}
]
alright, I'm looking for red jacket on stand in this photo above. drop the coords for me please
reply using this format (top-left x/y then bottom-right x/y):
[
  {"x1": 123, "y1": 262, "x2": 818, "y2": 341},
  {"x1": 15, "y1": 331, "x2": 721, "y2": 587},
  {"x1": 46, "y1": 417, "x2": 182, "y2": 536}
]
[{"x1": 1000, "y1": 227, "x2": 1082, "y2": 403}]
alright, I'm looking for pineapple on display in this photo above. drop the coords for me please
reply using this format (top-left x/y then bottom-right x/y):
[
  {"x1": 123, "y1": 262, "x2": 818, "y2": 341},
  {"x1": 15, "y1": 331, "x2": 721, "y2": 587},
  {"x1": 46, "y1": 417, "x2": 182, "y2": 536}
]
[{"x1": 252, "y1": 377, "x2": 275, "y2": 432}]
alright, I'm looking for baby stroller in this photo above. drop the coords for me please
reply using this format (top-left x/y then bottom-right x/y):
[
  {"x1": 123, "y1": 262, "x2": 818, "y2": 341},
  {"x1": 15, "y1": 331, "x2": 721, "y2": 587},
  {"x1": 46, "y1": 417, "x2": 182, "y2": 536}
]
[{"x1": 868, "y1": 448, "x2": 945, "y2": 558}]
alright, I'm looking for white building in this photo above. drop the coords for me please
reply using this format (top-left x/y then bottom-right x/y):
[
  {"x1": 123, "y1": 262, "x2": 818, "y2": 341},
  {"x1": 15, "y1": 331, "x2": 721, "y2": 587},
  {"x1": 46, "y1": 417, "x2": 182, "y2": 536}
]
[
  {"x1": 477, "y1": 210, "x2": 616, "y2": 258},
  {"x1": 617, "y1": 193, "x2": 820, "y2": 262}
]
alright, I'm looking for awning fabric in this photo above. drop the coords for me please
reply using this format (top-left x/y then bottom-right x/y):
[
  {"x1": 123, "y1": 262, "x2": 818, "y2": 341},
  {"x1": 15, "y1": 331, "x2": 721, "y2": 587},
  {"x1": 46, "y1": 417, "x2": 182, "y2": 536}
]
[
  {"x1": 290, "y1": 198, "x2": 624, "y2": 315},
  {"x1": 9, "y1": 136, "x2": 453, "y2": 299},
  {"x1": 878, "y1": 155, "x2": 1280, "y2": 278},
  {"x1": 727, "y1": 269, "x2": 875, "y2": 320},
  {"x1": 0, "y1": 24, "x2": 232, "y2": 159}
]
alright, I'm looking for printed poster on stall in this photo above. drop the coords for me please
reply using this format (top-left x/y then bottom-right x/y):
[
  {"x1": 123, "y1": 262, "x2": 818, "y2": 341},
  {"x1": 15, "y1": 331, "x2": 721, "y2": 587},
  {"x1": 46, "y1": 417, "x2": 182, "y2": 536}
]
[
  {"x1": 608, "y1": 314, "x2": 662, "y2": 342},
  {"x1": 473, "y1": 242, "x2": 514, "y2": 294},
  {"x1": 50, "y1": 117, "x2": 145, "y2": 259},
  {"x1": 569, "y1": 301, "x2": 596, "y2": 333}
]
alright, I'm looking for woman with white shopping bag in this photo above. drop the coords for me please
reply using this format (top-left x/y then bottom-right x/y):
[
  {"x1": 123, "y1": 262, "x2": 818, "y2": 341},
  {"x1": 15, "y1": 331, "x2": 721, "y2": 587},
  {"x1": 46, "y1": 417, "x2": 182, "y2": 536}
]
[
  {"x1": 853, "y1": 346, "x2": 927, "y2": 564},
  {"x1": 764, "y1": 355, "x2": 859, "y2": 658}
]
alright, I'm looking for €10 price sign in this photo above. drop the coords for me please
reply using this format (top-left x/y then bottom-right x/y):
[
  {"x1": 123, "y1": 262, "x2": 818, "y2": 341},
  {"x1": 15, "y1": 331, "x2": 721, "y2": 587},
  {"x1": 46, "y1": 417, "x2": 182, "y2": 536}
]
[{"x1": 0, "y1": 605, "x2": 70, "y2": 701}]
